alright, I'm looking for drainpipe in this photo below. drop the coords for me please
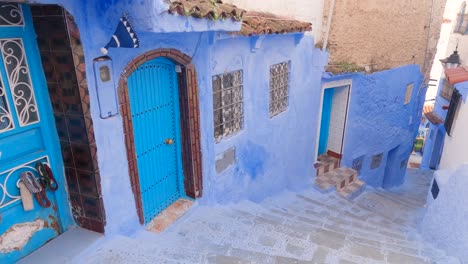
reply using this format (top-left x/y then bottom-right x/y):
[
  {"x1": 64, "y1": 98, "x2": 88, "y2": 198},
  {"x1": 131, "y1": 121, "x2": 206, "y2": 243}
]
[{"x1": 322, "y1": 0, "x2": 336, "y2": 51}]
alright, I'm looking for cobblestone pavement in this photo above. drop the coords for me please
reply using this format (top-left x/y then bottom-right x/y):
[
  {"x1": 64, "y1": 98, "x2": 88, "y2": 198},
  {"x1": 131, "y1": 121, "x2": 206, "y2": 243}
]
[{"x1": 76, "y1": 169, "x2": 461, "y2": 264}]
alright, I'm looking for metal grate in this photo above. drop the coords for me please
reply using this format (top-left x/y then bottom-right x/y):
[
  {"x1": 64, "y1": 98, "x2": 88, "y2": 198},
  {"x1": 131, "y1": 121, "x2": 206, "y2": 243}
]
[
  {"x1": 212, "y1": 70, "x2": 243, "y2": 141},
  {"x1": 269, "y1": 61, "x2": 290, "y2": 117}
]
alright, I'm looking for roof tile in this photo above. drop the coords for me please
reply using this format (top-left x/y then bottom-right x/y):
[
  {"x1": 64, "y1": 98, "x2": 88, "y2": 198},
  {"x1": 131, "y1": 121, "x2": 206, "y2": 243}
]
[
  {"x1": 445, "y1": 66, "x2": 468, "y2": 85},
  {"x1": 168, "y1": 0, "x2": 245, "y2": 21},
  {"x1": 240, "y1": 11, "x2": 312, "y2": 36},
  {"x1": 168, "y1": 0, "x2": 312, "y2": 35}
]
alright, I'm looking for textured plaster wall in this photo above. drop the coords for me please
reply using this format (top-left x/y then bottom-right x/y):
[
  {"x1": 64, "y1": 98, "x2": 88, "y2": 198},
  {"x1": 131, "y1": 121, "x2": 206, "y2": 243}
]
[
  {"x1": 439, "y1": 81, "x2": 468, "y2": 170},
  {"x1": 422, "y1": 165, "x2": 468, "y2": 261},
  {"x1": 224, "y1": 0, "x2": 325, "y2": 44},
  {"x1": 25, "y1": 0, "x2": 327, "y2": 234},
  {"x1": 322, "y1": 0, "x2": 446, "y2": 75},
  {"x1": 323, "y1": 65, "x2": 425, "y2": 188},
  {"x1": 207, "y1": 35, "x2": 328, "y2": 203}
]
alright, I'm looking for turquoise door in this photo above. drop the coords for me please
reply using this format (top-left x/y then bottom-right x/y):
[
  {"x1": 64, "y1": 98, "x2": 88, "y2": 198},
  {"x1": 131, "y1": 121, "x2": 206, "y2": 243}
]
[
  {"x1": 0, "y1": 4, "x2": 71, "y2": 263},
  {"x1": 318, "y1": 88, "x2": 334, "y2": 155},
  {"x1": 127, "y1": 57, "x2": 185, "y2": 223}
]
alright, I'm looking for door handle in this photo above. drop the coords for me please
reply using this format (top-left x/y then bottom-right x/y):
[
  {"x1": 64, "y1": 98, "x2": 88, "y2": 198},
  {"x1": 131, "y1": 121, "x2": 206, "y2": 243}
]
[{"x1": 164, "y1": 138, "x2": 174, "y2": 145}]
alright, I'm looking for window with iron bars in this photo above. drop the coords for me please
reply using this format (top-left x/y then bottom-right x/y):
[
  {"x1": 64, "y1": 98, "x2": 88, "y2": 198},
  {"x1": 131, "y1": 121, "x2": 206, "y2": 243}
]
[
  {"x1": 269, "y1": 61, "x2": 290, "y2": 117},
  {"x1": 212, "y1": 70, "x2": 244, "y2": 142}
]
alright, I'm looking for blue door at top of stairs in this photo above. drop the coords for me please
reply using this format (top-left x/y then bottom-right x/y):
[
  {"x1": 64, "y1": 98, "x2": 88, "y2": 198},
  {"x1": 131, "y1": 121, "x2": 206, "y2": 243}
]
[
  {"x1": 0, "y1": 4, "x2": 73, "y2": 263},
  {"x1": 319, "y1": 88, "x2": 334, "y2": 155},
  {"x1": 127, "y1": 57, "x2": 185, "y2": 224}
]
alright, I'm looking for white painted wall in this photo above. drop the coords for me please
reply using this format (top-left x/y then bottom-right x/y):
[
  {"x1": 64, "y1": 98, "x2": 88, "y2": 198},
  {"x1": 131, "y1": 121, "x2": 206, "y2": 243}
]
[
  {"x1": 439, "y1": 95, "x2": 468, "y2": 170},
  {"x1": 427, "y1": 0, "x2": 468, "y2": 100},
  {"x1": 224, "y1": 0, "x2": 325, "y2": 43},
  {"x1": 327, "y1": 85, "x2": 349, "y2": 154}
]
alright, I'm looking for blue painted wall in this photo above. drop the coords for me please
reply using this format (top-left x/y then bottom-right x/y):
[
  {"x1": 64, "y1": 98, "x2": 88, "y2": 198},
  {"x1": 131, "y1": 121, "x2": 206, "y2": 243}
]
[
  {"x1": 421, "y1": 79, "x2": 451, "y2": 170},
  {"x1": 21, "y1": 0, "x2": 328, "y2": 236},
  {"x1": 323, "y1": 65, "x2": 425, "y2": 189},
  {"x1": 207, "y1": 35, "x2": 328, "y2": 203},
  {"x1": 422, "y1": 164, "x2": 468, "y2": 261}
]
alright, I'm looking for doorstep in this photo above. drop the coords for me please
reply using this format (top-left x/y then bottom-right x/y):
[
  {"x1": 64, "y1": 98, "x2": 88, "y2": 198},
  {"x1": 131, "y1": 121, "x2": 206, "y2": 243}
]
[
  {"x1": 17, "y1": 227, "x2": 102, "y2": 264},
  {"x1": 146, "y1": 199, "x2": 194, "y2": 233}
]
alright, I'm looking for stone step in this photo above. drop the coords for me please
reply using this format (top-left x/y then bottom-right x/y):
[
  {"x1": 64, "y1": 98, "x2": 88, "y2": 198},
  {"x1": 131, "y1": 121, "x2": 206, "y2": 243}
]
[
  {"x1": 338, "y1": 180, "x2": 366, "y2": 200},
  {"x1": 315, "y1": 154, "x2": 340, "y2": 176},
  {"x1": 315, "y1": 167, "x2": 359, "y2": 192}
]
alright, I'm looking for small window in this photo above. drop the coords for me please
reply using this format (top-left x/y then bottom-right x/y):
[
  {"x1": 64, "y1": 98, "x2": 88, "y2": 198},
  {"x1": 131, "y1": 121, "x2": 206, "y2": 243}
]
[
  {"x1": 455, "y1": 2, "x2": 468, "y2": 34},
  {"x1": 370, "y1": 153, "x2": 383, "y2": 169},
  {"x1": 445, "y1": 88, "x2": 462, "y2": 136},
  {"x1": 440, "y1": 79, "x2": 454, "y2": 100},
  {"x1": 269, "y1": 61, "x2": 290, "y2": 117},
  {"x1": 404, "y1": 83, "x2": 413, "y2": 105},
  {"x1": 212, "y1": 70, "x2": 244, "y2": 141},
  {"x1": 352, "y1": 155, "x2": 365, "y2": 175}
]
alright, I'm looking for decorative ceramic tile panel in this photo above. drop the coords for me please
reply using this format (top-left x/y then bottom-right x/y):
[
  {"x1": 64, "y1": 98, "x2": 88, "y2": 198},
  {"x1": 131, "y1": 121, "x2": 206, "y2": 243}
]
[
  {"x1": 370, "y1": 153, "x2": 383, "y2": 170},
  {"x1": 212, "y1": 70, "x2": 243, "y2": 141},
  {"x1": 0, "y1": 38, "x2": 39, "y2": 126},
  {"x1": 0, "y1": 3, "x2": 24, "y2": 26},
  {"x1": 269, "y1": 61, "x2": 290, "y2": 117}
]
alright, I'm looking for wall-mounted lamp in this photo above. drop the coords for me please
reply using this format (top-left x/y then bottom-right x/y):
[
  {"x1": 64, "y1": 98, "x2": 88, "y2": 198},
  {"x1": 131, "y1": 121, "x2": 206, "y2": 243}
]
[
  {"x1": 93, "y1": 56, "x2": 119, "y2": 119},
  {"x1": 440, "y1": 45, "x2": 461, "y2": 69}
]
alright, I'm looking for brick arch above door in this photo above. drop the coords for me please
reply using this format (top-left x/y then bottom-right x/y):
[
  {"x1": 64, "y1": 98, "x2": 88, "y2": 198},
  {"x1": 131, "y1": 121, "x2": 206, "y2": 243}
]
[{"x1": 118, "y1": 49, "x2": 203, "y2": 224}]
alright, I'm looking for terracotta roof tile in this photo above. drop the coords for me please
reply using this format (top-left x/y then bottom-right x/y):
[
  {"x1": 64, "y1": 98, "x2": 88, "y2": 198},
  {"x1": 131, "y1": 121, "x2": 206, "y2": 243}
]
[
  {"x1": 445, "y1": 66, "x2": 468, "y2": 85},
  {"x1": 239, "y1": 11, "x2": 312, "y2": 36},
  {"x1": 167, "y1": 1, "x2": 312, "y2": 35},
  {"x1": 168, "y1": 0, "x2": 245, "y2": 21}
]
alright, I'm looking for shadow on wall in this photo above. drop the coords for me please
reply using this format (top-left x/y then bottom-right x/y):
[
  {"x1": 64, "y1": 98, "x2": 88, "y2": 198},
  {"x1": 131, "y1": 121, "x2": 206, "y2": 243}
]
[{"x1": 324, "y1": 64, "x2": 425, "y2": 189}]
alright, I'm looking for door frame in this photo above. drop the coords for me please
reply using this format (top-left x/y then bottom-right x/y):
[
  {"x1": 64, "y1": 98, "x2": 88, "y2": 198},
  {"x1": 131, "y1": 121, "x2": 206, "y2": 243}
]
[
  {"x1": 118, "y1": 49, "x2": 203, "y2": 224},
  {"x1": 315, "y1": 79, "x2": 353, "y2": 160}
]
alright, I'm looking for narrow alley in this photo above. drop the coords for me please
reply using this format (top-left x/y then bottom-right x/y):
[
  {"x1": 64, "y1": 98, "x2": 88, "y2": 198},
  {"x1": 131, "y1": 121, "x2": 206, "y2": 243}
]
[{"x1": 28, "y1": 169, "x2": 455, "y2": 264}]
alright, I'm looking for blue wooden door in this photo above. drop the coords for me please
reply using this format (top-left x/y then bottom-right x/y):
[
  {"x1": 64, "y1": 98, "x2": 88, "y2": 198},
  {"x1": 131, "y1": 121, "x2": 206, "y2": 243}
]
[
  {"x1": 318, "y1": 88, "x2": 334, "y2": 155},
  {"x1": 127, "y1": 57, "x2": 184, "y2": 223},
  {"x1": 0, "y1": 4, "x2": 71, "y2": 263}
]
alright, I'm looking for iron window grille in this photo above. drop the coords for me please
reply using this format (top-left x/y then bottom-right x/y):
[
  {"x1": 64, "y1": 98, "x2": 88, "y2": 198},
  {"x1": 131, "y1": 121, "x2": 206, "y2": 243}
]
[
  {"x1": 269, "y1": 61, "x2": 290, "y2": 117},
  {"x1": 444, "y1": 88, "x2": 462, "y2": 136},
  {"x1": 212, "y1": 70, "x2": 244, "y2": 142}
]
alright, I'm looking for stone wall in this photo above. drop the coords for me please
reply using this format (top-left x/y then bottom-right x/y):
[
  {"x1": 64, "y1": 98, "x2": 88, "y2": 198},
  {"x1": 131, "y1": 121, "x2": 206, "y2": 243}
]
[{"x1": 321, "y1": 0, "x2": 446, "y2": 75}]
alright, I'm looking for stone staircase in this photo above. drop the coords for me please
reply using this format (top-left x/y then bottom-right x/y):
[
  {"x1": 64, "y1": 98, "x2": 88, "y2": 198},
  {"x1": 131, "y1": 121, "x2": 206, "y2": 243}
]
[
  {"x1": 315, "y1": 154, "x2": 366, "y2": 200},
  {"x1": 79, "y1": 170, "x2": 461, "y2": 264}
]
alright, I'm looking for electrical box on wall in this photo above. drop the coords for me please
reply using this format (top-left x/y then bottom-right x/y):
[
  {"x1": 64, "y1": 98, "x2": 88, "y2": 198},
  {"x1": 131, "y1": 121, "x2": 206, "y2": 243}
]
[{"x1": 93, "y1": 56, "x2": 119, "y2": 119}]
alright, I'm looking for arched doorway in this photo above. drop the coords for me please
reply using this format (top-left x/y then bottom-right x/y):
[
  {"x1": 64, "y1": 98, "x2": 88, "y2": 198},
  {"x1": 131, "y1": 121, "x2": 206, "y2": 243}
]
[{"x1": 119, "y1": 49, "x2": 203, "y2": 224}]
